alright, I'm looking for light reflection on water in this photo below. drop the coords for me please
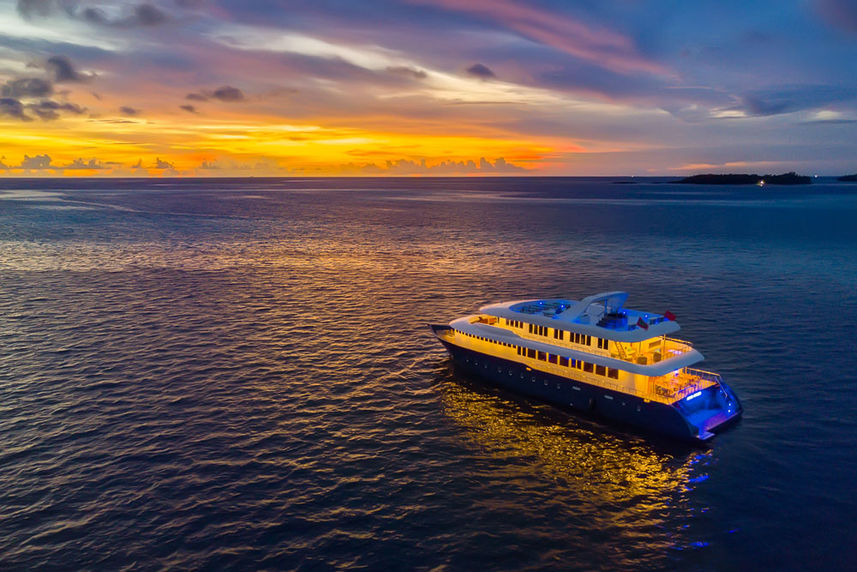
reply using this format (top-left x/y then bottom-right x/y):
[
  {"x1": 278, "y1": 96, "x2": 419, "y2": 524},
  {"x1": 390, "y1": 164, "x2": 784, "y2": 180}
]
[
  {"x1": 0, "y1": 178, "x2": 855, "y2": 570},
  {"x1": 436, "y1": 368, "x2": 714, "y2": 565}
]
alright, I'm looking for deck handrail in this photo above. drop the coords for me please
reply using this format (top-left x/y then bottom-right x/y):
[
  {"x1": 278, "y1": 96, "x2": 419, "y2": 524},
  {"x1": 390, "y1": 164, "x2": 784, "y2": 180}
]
[{"x1": 664, "y1": 337, "x2": 693, "y2": 349}]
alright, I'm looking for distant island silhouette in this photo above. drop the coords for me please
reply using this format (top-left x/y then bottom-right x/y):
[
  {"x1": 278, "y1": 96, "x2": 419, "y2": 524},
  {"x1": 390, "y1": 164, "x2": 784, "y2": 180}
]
[
  {"x1": 675, "y1": 172, "x2": 811, "y2": 185},
  {"x1": 838, "y1": 174, "x2": 857, "y2": 182}
]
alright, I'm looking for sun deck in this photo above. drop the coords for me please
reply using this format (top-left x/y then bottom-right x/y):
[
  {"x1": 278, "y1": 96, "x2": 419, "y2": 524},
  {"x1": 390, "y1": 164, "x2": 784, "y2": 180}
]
[{"x1": 480, "y1": 291, "x2": 681, "y2": 343}]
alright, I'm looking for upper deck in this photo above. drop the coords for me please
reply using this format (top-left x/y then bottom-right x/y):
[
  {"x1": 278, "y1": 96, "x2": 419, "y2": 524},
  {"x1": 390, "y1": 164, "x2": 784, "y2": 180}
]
[{"x1": 480, "y1": 291, "x2": 679, "y2": 343}]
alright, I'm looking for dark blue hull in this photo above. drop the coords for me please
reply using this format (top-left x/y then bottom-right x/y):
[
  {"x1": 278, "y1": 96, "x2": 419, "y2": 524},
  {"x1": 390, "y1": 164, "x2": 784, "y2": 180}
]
[{"x1": 434, "y1": 332, "x2": 741, "y2": 444}]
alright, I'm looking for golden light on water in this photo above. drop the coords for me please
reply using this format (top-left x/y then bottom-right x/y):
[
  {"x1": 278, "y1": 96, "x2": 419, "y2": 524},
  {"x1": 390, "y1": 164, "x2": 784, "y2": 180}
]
[{"x1": 437, "y1": 375, "x2": 709, "y2": 503}]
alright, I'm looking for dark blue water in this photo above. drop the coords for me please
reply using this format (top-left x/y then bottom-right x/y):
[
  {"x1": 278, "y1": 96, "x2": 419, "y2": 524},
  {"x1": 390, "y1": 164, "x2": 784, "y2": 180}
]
[{"x1": 1, "y1": 177, "x2": 856, "y2": 570}]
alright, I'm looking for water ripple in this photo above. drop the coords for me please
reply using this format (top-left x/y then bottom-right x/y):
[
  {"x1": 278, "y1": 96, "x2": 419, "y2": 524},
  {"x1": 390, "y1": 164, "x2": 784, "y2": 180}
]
[{"x1": 1, "y1": 179, "x2": 856, "y2": 569}]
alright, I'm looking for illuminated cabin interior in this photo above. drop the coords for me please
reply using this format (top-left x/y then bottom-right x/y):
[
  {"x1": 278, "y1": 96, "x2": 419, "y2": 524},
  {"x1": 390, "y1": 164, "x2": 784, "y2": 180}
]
[{"x1": 437, "y1": 291, "x2": 720, "y2": 405}]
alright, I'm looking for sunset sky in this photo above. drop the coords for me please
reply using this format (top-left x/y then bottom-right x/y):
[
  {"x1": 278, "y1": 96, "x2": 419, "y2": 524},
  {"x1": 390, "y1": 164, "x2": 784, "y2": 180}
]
[{"x1": 1, "y1": 0, "x2": 856, "y2": 176}]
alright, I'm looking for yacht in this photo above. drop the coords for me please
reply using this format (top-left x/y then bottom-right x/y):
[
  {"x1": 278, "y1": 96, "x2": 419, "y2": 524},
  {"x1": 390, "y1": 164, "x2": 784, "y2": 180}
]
[{"x1": 430, "y1": 291, "x2": 742, "y2": 443}]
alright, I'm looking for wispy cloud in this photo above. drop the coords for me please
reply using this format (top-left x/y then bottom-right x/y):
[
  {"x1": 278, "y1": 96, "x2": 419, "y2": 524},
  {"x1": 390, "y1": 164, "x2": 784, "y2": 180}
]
[
  {"x1": 409, "y1": 0, "x2": 671, "y2": 77},
  {"x1": 2, "y1": 0, "x2": 856, "y2": 175}
]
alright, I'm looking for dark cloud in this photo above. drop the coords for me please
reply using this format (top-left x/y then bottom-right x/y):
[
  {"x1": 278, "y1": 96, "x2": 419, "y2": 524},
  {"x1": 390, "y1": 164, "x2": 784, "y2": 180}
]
[
  {"x1": 175, "y1": 0, "x2": 206, "y2": 7},
  {"x1": 365, "y1": 156, "x2": 525, "y2": 175},
  {"x1": 80, "y1": 7, "x2": 108, "y2": 25},
  {"x1": 466, "y1": 63, "x2": 495, "y2": 79},
  {"x1": 211, "y1": 85, "x2": 245, "y2": 102},
  {"x1": 134, "y1": 3, "x2": 169, "y2": 25},
  {"x1": 0, "y1": 98, "x2": 31, "y2": 121},
  {"x1": 20, "y1": 154, "x2": 52, "y2": 169},
  {"x1": 119, "y1": 106, "x2": 140, "y2": 116},
  {"x1": 2, "y1": 78, "x2": 53, "y2": 98},
  {"x1": 0, "y1": 153, "x2": 106, "y2": 170},
  {"x1": 16, "y1": 0, "x2": 54, "y2": 19},
  {"x1": 65, "y1": 157, "x2": 107, "y2": 169},
  {"x1": 155, "y1": 157, "x2": 174, "y2": 169},
  {"x1": 46, "y1": 55, "x2": 90, "y2": 82},
  {"x1": 18, "y1": 1, "x2": 170, "y2": 27},
  {"x1": 82, "y1": 3, "x2": 169, "y2": 27},
  {"x1": 738, "y1": 85, "x2": 856, "y2": 117},
  {"x1": 741, "y1": 94, "x2": 790, "y2": 116},
  {"x1": 179, "y1": 104, "x2": 198, "y2": 113},
  {"x1": 186, "y1": 92, "x2": 208, "y2": 101},
  {"x1": 28, "y1": 99, "x2": 86, "y2": 120}
]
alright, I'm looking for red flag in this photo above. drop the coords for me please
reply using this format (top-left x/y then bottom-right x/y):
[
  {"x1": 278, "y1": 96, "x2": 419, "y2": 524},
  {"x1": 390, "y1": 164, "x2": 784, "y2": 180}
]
[
  {"x1": 637, "y1": 317, "x2": 649, "y2": 330},
  {"x1": 664, "y1": 310, "x2": 676, "y2": 321}
]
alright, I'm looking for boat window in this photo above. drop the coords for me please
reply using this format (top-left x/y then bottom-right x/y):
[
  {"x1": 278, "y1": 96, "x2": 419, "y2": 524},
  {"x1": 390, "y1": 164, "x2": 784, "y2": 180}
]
[
  {"x1": 608, "y1": 368, "x2": 619, "y2": 379},
  {"x1": 583, "y1": 362, "x2": 594, "y2": 373},
  {"x1": 527, "y1": 348, "x2": 536, "y2": 358},
  {"x1": 548, "y1": 354, "x2": 558, "y2": 364},
  {"x1": 595, "y1": 365, "x2": 606, "y2": 376},
  {"x1": 559, "y1": 356, "x2": 569, "y2": 367},
  {"x1": 537, "y1": 351, "x2": 546, "y2": 361}
]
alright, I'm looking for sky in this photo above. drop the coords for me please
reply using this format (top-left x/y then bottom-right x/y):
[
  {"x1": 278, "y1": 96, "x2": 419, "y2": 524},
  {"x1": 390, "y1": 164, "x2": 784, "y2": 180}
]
[{"x1": 0, "y1": 0, "x2": 855, "y2": 176}]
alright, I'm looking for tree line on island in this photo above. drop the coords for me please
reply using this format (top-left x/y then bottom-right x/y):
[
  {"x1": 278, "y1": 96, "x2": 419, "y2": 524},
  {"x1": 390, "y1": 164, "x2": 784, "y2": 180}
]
[{"x1": 675, "y1": 172, "x2": 857, "y2": 185}]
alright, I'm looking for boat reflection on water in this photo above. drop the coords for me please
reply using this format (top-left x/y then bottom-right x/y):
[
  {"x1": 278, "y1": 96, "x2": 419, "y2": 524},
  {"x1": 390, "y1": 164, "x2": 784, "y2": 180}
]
[{"x1": 434, "y1": 362, "x2": 714, "y2": 563}]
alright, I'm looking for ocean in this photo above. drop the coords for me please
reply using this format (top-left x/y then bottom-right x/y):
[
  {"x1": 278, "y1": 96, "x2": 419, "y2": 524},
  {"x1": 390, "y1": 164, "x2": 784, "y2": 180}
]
[{"x1": 1, "y1": 177, "x2": 855, "y2": 570}]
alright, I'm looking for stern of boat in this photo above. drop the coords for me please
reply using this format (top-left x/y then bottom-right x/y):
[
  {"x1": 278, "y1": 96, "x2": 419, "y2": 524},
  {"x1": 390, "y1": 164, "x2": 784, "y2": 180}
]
[{"x1": 673, "y1": 375, "x2": 743, "y2": 441}]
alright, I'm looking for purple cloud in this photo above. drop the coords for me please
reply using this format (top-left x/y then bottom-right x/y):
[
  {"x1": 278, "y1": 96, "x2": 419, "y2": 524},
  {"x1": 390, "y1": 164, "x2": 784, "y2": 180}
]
[{"x1": 466, "y1": 63, "x2": 495, "y2": 79}]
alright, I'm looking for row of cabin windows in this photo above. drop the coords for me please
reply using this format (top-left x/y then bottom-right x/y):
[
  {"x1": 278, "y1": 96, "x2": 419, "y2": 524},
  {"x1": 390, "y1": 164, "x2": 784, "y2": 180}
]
[
  {"x1": 504, "y1": 318, "x2": 606, "y2": 349},
  {"x1": 515, "y1": 346, "x2": 619, "y2": 379},
  {"x1": 458, "y1": 330, "x2": 517, "y2": 349},
  {"x1": 457, "y1": 328, "x2": 619, "y2": 380}
]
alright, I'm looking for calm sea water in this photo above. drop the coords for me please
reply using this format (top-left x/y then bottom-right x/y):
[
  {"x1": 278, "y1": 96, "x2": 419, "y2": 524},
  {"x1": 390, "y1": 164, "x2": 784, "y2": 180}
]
[{"x1": 1, "y1": 177, "x2": 855, "y2": 570}]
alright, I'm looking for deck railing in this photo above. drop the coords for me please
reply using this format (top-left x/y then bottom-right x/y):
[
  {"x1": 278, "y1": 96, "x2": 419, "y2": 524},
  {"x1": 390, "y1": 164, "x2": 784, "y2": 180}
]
[
  {"x1": 613, "y1": 336, "x2": 693, "y2": 365},
  {"x1": 651, "y1": 367, "x2": 723, "y2": 401}
]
